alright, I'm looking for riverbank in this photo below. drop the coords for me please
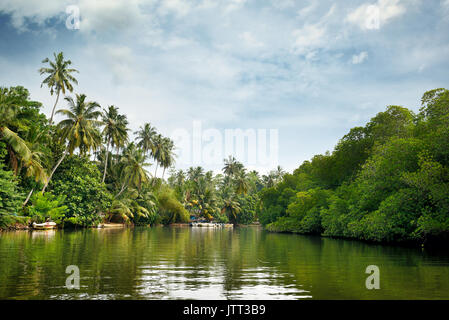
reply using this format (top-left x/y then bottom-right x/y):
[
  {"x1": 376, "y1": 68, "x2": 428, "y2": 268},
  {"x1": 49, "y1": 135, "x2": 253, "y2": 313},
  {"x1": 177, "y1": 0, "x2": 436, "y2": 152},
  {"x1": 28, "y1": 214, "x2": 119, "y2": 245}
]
[{"x1": 264, "y1": 224, "x2": 449, "y2": 249}]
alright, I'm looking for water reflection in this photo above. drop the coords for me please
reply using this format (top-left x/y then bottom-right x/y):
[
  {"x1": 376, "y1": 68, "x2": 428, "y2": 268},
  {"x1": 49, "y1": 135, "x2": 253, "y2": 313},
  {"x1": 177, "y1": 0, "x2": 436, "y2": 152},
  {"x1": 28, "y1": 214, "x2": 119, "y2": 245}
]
[{"x1": 0, "y1": 227, "x2": 448, "y2": 299}]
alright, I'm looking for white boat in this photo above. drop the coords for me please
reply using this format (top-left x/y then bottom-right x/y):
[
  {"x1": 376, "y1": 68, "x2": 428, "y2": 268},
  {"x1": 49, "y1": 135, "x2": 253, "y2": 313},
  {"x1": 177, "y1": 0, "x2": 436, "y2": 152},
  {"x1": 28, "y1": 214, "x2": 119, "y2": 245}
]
[
  {"x1": 190, "y1": 222, "x2": 233, "y2": 228},
  {"x1": 32, "y1": 222, "x2": 57, "y2": 230}
]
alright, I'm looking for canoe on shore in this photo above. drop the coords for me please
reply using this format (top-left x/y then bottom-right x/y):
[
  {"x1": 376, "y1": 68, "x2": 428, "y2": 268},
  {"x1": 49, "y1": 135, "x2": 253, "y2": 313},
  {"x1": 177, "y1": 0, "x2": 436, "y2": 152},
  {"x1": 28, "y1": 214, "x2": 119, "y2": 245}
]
[
  {"x1": 32, "y1": 222, "x2": 57, "y2": 230},
  {"x1": 102, "y1": 223, "x2": 126, "y2": 228}
]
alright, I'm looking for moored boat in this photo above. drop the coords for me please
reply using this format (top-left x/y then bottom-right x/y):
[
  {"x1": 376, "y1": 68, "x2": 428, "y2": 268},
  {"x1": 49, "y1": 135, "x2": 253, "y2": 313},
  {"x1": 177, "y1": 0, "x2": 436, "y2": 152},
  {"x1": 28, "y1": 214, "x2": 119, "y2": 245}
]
[
  {"x1": 190, "y1": 222, "x2": 233, "y2": 228},
  {"x1": 32, "y1": 222, "x2": 57, "y2": 230}
]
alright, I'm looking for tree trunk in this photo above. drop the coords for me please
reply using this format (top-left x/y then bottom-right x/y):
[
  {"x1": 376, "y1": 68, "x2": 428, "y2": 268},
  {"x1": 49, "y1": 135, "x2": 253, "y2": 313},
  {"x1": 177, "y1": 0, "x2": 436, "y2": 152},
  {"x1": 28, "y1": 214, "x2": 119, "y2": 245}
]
[
  {"x1": 41, "y1": 148, "x2": 68, "y2": 194},
  {"x1": 7, "y1": 146, "x2": 18, "y2": 175},
  {"x1": 115, "y1": 180, "x2": 128, "y2": 198},
  {"x1": 162, "y1": 166, "x2": 166, "y2": 179},
  {"x1": 49, "y1": 89, "x2": 60, "y2": 125},
  {"x1": 23, "y1": 188, "x2": 34, "y2": 207},
  {"x1": 102, "y1": 138, "x2": 110, "y2": 183},
  {"x1": 154, "y1": 162, "x2": 158, "y2": 178}
]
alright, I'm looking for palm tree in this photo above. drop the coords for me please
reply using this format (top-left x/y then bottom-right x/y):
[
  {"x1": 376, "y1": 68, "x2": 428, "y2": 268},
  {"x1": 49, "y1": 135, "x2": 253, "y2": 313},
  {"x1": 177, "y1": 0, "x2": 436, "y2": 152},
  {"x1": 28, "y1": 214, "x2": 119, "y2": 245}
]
[
  {"x1": 116, "y1": 144, "x2": 151, "y2": 197},
  {"x1": 113, "y1": 113, "x2": 129, "y2": 163},
  {"x1": 160, "y1": 137, "x2": 175, "y2": 179},
  {"x1": 223, "y1": 155, "x2": 237, "y2": 177},
  {"x1": 221, "y1": 198, "x2": 241, "y2": 224},
  {"x1": 135, "y1": 123, "x2": 157, "y2": 159},
  {"x1": 151, "y1": 134, "x2": 164, "y2": 177},
  {"x1": 41, "y1": 94, "x2": 101, "y2": 193},
  {"x1": 188, "y1": 166, "x2": 204, "y2": 182},
  {"x1": 274, "y1": 165, "x2": 285, "y2": 181},
  {"x1": 0, "y1": 87, "x2": 48, "y2": 206},
  {"x1": 175, "y1": 170, "x2": 186, "y2": 186},
  {"x1": 262, "y1": 172, "x2": 277, "y2": 188},
  {"x1": 222, "y1": 155, "x2": 244, "y2": 180},
  {"x1": 21, "y1": 125, "x2": 49, "y2": 206},
  {"x1": 101, "y1": 106, "x2": 128, "y2": 183},
  {"x1": 0, "y1": 87, "x2": 32, "y2": 173},
  {"x1": 107, "y1": 189, "x2": 155, "y2": 223},
  {"x1": 235, "y1": 171, "x2": 249, "y2": 195},
  {"x1": 247, "y1": 170, "x2": 263, "y2": 192},
  {"x1": 39, "y1": 52, "x2": 78, "y2": 124}
]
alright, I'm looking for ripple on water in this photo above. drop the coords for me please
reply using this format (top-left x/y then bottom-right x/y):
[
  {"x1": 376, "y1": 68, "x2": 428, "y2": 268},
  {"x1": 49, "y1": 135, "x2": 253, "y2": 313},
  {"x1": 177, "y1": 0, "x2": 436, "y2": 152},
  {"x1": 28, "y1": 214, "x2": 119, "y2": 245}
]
[{"x1": 133, "y1": 263, "x2": 311, "y2": 299}]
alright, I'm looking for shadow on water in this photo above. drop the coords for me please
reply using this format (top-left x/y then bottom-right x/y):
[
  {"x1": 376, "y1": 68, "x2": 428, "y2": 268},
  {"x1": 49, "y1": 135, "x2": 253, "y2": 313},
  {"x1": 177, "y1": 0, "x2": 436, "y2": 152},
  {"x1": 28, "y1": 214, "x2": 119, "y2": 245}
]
[{"x1": 0, "y1": 227, "x2": 448, "y2": 299}]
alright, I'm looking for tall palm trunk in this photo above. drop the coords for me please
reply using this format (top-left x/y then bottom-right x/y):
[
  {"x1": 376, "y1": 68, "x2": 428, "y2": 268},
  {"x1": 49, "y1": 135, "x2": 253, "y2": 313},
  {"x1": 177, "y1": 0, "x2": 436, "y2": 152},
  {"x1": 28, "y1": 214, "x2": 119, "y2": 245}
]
[
  {"x1": 7, "y1": 146, "x2": 18, "y2": 175},
  {"x1": 154, "y1": 162, "x2": 158, "y2": 177},
  {"x1": 102, "y1": 138, "x2": 111, "y2": 183},
  {"x1": 116, "y1": 147, "x2": 120, "y2": 164},
  {"x1": 162, "y1": 166, "x2": 166, "y2": 179},
  {"x1": 49, "y1": 89, "x2": 60, "y2": 125},
  {"x1": 41, "y1": 148, "x2": 68, "y2": 193},
  {"x1": 115, "y1": 177, "x2": 130, "y2": 198},
  {"x1": 23, "y1": 188, "x2": 34, "y2": 207}
]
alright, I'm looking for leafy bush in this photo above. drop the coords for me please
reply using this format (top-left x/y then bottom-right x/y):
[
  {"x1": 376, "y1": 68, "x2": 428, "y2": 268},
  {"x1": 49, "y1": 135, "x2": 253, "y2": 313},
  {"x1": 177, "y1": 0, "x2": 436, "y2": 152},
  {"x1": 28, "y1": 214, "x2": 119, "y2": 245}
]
[
  {"x1": 156, "y1": 186, "x2": 189, "y2": 224},
  {"x1": 25, "y1": 192, "x2": 67, "y2": 224},
  {"x1": 260, "y1": 89, "x2": 449, "y2": 245},
  {"x1": 236, "y1": 193, "x2": 259, "y2": 224},
  {"x1": 268, "y1": 188, "x2": 331, "y2": 234},
  {"x1": 0, "y1": 160, "x2": 24, "y2": 228},
  {"x1": 50, "y1": 156, "x2": 112, "y2": 227}
]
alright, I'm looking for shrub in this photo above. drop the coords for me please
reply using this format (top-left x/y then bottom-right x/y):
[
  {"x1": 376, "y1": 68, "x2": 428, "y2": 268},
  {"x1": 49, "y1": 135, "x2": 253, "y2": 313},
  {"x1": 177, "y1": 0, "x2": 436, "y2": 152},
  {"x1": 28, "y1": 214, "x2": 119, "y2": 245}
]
[
  {"x1": 0, "y1": 161, "x2": 23, "y2": 228},
  {"x1": 156, "y1": 186, "x2": 189, "y2": 224},
  {"x1": 25, "y1": 192, "x2": 68, "y2": 224},
  {"x1": 50, "y1": 156, "x2": 112, "y2": 227}
]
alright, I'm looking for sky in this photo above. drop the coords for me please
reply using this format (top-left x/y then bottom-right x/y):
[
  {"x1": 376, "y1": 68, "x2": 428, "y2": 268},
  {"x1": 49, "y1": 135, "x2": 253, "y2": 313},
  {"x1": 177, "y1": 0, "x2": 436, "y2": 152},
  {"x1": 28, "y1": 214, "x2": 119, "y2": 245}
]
[{"x1": 0, "y1": 0, "x2": 448, "y2": 175}]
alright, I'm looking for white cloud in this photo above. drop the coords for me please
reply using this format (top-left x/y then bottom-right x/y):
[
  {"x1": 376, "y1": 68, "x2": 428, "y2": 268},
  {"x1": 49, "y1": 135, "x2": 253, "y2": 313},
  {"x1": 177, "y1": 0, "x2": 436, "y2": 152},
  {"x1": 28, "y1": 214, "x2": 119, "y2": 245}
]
[
  {"x1": 352, "y1": 51, "x2": 368, "y2": 64},
  {"x1": 0, "y1": 0, "x2": 446, "y2": 173},
  {"x1": 79, "y1": 0, "x2": 151, "y2": 34},
  {"x1": 104, "y1": 46, "x2": 135, "y2": 84},
  {"x1": 271, "y1": 0, "x2": 295, "y2": 10},
  {"x1": 158, "y1": 0, "x2": 192, "y2": 16},
  {"x1": 346, "y1": 0, "x2": 406, "y2": 30},
  {"x1": 297, "y1": 1, "x2": 318, "y2": 18},
  {"x1": 197, "y1": 0, "x2": 219, "y2": 10},
  {"x1": 0, "y1": 0, "x2": 71, "y2": 31},
  {"x1": 291, "y1": 4, "x2": 337, "y2": 56},
  {"x1": 225, "y1": 0, "x2": 247, "y2": 13},
  {"x1": 291, "y1": 24, "x2": 326, "y2": 55},
  {"x1": 239, "y1": 32, "x2": 264, "y2": 48},
  {"x1": 0, "y1": 0, "x2": 154, "y2": 34}
]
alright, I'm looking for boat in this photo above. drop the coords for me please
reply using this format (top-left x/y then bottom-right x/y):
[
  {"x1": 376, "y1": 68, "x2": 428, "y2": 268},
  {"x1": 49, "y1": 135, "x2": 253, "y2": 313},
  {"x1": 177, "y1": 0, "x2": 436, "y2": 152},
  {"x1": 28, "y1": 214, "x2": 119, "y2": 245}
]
[
  {"x1": 189, "y1": 222, "x2": 233, "y2": 228},
  {"x1": 32, "y1": 222, "x2": 57, "y2": 230}
]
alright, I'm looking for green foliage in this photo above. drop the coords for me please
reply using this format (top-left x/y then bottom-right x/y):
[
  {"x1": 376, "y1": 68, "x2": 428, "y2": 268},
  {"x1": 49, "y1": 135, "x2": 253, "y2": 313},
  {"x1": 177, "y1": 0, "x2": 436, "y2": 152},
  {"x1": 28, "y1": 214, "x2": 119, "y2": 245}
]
[
  {"x1": 236, "y1": 193, "x2": 259, "y2": 224},
  {"x1": 107, "y1": 187, "x2": 157, "y2": 225},
  {"x1": 258, "y1": 181, "x2": 299, "y2": 226},
  {"x1": 0, "y1": 162, "x2": 24, "y2": 227},
  {"x1": 50, "y1": 156, "x2": 112, "y2": 227},
  {"x1": 156, "y1": 186, "x2": 189, "y2": 224},
  {"x1": 403, "y1": 157, "x2": 449, "y2": 239},
  {"x1": 268, "y1": 188, "x2": 332, "y2": 234},
  {"x1": 260, "y1": 89, "x2": 449, "y2": 245},
  {"x1": 25, "y1": 192, "x2": 67, "y2": 224}
]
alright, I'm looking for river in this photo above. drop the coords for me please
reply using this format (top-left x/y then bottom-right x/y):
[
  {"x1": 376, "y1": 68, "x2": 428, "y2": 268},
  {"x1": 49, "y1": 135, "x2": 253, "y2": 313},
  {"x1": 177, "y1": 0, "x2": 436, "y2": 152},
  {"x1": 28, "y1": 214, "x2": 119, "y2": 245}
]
[{"x1": 0, "y1": 226, "x2": 448, "y2": 299}]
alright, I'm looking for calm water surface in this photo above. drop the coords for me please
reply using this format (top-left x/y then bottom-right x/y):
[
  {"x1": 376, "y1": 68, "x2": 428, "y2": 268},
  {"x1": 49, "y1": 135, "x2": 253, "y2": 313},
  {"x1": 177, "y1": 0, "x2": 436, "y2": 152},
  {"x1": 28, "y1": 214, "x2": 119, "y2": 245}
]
[{"x1": 0, "y1": 226, "x2": 448, "y2": 299}]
